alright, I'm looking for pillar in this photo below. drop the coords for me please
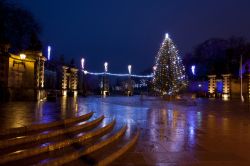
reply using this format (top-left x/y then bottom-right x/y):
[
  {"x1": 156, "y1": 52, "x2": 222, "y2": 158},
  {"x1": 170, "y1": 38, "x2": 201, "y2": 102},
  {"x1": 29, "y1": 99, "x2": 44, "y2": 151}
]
[
  {"x1": 62, "y1": 66, "x2": 68, "y2": 96},
  {"x1": 39, "y1": 59, "x2": 45, "y2": 88},
  {"x1": 248, "y1": 74, "x2": 250, "y2": 100},
  {"x1": 101, "y1": 75, "x2": 109, "y2": 96},
  {"x1": 127, "y1": 77, "x2": 134, "y2": 96},
  {"x1": 208, "y1": 75, "x2": 216, "y2": 98},
  {"x1": 70, "y1": 68, "x2": 78, "y2": 96},
  {"x1": 222, "y1": 74, "x2": 231, "y2": 100},
  {"x1": 35, "y1": 53, "x2": 46, "y2": 101}
]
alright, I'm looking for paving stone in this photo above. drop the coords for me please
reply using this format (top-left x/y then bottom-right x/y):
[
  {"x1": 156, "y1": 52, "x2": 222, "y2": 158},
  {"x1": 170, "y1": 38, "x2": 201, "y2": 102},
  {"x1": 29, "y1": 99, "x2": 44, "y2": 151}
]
[{"x1": 1, "y1": 96, "x2": 250, "y2": 165}]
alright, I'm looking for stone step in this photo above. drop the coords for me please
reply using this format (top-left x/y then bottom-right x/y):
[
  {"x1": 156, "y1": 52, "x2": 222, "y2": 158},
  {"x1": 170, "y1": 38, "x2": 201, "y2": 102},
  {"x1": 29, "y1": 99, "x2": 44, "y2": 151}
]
[
  {"x1": 0, "y1": 122, "x2": 123, "y2": 166},
  {"x1": 0, "y1": 119, "x2": 115, "y2": 165},
  {"x1": 17, "y1": 125, "x2": 126, "y2": 166},
  {"x1": 0, "y1": 116, "x2": 104, "y2": 155},
  {"x1": 0, "y1": 134, "x2": 71, "y2": 155},
  {"x1": 36, "y1": 125, "x2": 128, "y2": 166},
  {"x1": 0, "y1": 115, "x2": 104, "y2": 149},
  {"x1": 0, "y1": 112, "x2": 94, "y2": 138},
  {"x1": 65, "y1": 128, "x2": 139, "y2": 166},
  {"x1": 0, "y1": 118, "x2": 93, "y2": 141},
  {"x1": 97, "y1": 130, "x2": 139, "y2": 166},
  {"x1": 0, "y1": 110, "x2": 139, "y2": 166}
]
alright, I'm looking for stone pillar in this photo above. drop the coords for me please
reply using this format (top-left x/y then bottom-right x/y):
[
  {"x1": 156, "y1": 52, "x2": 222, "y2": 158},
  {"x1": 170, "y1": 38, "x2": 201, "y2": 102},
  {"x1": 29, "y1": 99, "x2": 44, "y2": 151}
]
[
  {"x1": 248, "y1": 74, "x2": 250, "y2": 100},
  {"x1": 34, "y1": 53, "x2": 46, "y2": 101},
  {"x1": 35, "y1": 62, "x2": 40, "y2": 89},
  {"x1": 101, "y1": 75, "x2": 109, "y2": 96},
  {"x1": 222, "y1": 74, "x2": 231, "y2": 100},
  {"x1": 33, "y1": 53, "x2": 45, "y2": 89},
  {"x1": 70, "y1": 68, "x2": 78, "y2": 96},
  {"x1": 39, "y1": 59, "x2": 45, "y2": 88},
  {"x1": 127, "y1": 78, "x2": 134, "y2": 96},
  {"x1": 38, "y1": 58, "x2": 46, "y2": 101},
  {"x1": 62, "y1": 66, "x2": 68, "y2": 96},
  {"x1": 208, "y1": 75, "x2": 216, "y2": 98}
]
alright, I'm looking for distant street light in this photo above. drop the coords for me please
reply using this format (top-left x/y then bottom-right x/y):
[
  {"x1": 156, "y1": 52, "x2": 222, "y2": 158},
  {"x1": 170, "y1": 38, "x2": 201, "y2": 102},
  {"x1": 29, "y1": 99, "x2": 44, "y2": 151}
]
[
  {"x1": 81, "y1": 58, "x2": 85, "y2": 70},
  {"x1": 191, "y1": 65, "x2": 196, "y2": 75},
  {"x1": 104, "y1": 62, "x2": 108, "y2": 73},
  {"x1": 128, "y1": 65, "x2": 132, "y2": 75},
  {"x1": 48, "y1": 46, "x2": 51, "y2": 60}
]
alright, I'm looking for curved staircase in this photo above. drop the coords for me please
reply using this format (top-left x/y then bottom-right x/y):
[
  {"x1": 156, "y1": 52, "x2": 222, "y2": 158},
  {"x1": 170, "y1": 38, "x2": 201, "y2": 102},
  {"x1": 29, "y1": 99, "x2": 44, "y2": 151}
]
[{"x1": 0, "y1": 112, "x2": 139, "y2": 166}]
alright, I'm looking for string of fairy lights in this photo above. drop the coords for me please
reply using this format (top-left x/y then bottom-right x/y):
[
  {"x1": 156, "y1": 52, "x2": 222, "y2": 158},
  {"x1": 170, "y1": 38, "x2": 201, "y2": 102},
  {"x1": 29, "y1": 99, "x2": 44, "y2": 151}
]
[
  {"x1": 81, "y1": 59, "x2": 153, "y2": 78},
  {"x1": 47, "y1": 47, "x2": 153, "y2": 78},
  {"x1": 83, "y1": 71, "x2": 153, "y2": 78}
]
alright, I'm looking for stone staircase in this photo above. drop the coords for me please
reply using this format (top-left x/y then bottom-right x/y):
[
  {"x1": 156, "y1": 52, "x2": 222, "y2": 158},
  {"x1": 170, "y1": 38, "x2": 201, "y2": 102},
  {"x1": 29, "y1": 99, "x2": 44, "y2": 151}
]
[{"x1": 0, "y1": 112, "x2": 139, "y2": 166}]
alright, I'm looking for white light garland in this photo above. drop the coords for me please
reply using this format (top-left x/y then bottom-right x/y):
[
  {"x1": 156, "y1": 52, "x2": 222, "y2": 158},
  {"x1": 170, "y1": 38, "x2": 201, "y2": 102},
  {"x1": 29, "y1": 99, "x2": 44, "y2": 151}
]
[{"x1": 83, "y1": 70, "x2": 153, "y2": 78}]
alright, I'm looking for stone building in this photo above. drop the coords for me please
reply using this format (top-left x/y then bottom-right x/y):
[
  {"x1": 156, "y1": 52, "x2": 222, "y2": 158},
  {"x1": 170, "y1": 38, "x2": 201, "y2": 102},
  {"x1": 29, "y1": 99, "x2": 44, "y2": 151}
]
[
  {"x1": 208, "y1": 71, "x2": 250, "y2": 101},
  {"x1": 0, "y1": 49, "x2": 46, "y2": 101}
]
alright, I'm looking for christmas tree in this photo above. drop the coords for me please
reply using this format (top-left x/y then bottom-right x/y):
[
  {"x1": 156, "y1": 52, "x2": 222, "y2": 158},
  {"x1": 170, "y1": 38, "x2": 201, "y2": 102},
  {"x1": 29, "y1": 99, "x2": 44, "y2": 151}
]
[{"x1": 153, "y1": 33, "x2": 187, "y2": 95}]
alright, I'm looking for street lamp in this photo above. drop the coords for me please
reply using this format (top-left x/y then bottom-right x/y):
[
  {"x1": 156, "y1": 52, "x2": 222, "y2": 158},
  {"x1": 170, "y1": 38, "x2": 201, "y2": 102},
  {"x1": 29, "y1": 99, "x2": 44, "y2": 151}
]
[
  {"x1": 48, "y1": 46, "x2": 51, "y2": 60},
  {"x1": 191, "y1": 65, "x2": 196, "y2": 75},
  {"x1": 81, "y1": 58, "x2": 85, "y2": 70},
  {"x1": 20, "y1": 53, "x2": 26, "y2": 60},
  {"x1": 104, "y1": 62, "x2": 108, "y2": 73},
  {"x1": 128, "y1": 65, "x2": 132, "y2": 75}
]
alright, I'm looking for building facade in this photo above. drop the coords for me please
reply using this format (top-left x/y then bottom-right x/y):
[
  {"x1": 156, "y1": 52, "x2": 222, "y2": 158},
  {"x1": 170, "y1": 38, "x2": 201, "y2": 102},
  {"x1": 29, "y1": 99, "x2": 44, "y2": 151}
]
[
  {"x1": 0, "y1": 50, "x2": 46, "y2": 101},
  {"x1": 208, "y1": 73, "x2": 249, "y2": 101}
]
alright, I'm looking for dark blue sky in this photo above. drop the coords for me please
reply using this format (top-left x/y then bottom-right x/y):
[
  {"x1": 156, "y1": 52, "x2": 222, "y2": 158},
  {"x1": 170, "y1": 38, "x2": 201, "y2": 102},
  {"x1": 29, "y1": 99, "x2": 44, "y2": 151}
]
[{"x1": 13, "y1": 0, "x2": 250, "y2": 73}]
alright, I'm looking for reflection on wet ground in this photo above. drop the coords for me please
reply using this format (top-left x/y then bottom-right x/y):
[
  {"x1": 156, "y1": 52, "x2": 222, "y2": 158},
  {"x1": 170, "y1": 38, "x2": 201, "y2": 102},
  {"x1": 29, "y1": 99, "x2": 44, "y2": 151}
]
[{"x1": 1, "y1": 96, "x2": 250, "y2": 165}]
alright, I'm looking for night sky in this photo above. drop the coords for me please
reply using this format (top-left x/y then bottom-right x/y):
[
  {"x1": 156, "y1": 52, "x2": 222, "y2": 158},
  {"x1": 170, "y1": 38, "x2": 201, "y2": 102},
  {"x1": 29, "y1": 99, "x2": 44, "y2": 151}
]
[{"x1": 13, "y1": 0, "x2": 250, "y2": 73}]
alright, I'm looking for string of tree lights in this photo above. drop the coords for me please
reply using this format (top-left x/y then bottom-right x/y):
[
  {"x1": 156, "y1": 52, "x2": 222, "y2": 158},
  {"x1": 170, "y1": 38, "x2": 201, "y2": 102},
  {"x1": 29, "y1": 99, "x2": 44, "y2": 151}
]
[{"x1": 153, "y1": 33, "x2": 187, "y2": 95}]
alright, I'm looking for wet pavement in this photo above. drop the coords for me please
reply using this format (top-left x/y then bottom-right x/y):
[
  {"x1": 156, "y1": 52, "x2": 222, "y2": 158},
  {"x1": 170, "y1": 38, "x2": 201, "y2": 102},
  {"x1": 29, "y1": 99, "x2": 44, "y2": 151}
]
[{"x1": 1, "y1": 96, "x2": 250, "y2": 165}]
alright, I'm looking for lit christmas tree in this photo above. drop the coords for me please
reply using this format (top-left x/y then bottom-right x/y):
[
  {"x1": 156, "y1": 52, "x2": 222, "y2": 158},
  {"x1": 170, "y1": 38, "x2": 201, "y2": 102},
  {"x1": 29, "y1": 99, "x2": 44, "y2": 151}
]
[{"x1": 153, "y1": 33, "x2": 187, "y2": 95}]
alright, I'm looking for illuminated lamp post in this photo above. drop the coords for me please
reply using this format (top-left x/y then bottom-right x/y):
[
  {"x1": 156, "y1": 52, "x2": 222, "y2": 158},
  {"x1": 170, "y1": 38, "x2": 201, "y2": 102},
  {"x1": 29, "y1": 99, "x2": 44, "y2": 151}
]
[
  {"x1": 81, "y1": 58, "x2": 86, "y2": 96},
  {"x1": 127, "y1": 65, "x2": 132, "y2": 96},
  {"x1": 102, "y1": 62, "x2": 109, "y2": 96},
  {"x1": 48, "y1": 46, "x2": 51, "y2": 60},
  {"x1": 191, "y1": 65, "x2": 196, "y2": 75},
  {"x1": 20, "y1": 53, "x2": 26, "y2": 60},
  {"x1": 128, "y1": 65, "x2": 132, "y2": 75},
  {"x1": 104, "y1": 62, "x2": 108, "y2": 73},
  {"x1": 81, "y1": 58, "x2": 85, "y2": 70}
]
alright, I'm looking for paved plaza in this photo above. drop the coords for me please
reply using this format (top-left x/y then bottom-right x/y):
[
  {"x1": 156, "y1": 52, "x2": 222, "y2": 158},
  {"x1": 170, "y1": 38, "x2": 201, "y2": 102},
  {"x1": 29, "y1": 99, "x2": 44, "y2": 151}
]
[{"x1": 0, "y1": 96, "x2": 250, "y2": 165}]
